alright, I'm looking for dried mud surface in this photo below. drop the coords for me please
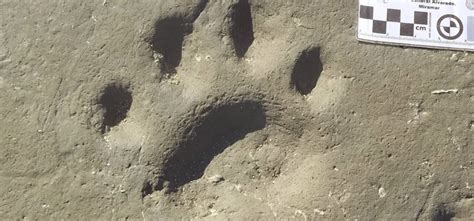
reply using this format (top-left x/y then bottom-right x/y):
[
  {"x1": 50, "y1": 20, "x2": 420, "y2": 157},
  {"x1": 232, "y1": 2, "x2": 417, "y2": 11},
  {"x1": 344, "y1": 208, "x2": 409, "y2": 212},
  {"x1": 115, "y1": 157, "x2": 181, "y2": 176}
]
[{"x1": 0, "y1": 0, "x2": 472, "y2": 220}]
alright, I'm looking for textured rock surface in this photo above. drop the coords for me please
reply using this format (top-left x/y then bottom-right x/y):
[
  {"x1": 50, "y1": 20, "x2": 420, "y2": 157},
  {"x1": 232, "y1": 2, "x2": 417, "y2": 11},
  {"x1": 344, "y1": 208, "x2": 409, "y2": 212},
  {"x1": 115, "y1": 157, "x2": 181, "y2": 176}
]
[{"x1": 0, "y1": 0, "x2": 472, "y2": 220}]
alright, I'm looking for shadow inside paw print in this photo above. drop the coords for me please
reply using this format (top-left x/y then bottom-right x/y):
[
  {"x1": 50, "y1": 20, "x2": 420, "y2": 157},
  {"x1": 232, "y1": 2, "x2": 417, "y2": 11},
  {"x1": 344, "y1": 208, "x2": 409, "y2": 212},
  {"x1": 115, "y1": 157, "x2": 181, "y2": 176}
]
[
  {"x1": 151, "y1": 18, "x2": 191, "y2": 74},
  {"x1": 432, "y1": 205, "x2": 455, "y2": 221},
  {"x1": 229, "y1": 0, "x2": 254, "y2": 58},
  {"x1": 162, "y1": 100, "x2": 266, "y2": 190},
  {"x1": 149, "y1": 0, "x2": 208, "y2": 74},
  {"x1": 291, "y1": 47, "x2": 323, "y2": 95},
  {"x1": 430, "y1": 198, "x2": 474, "y2": 221},
  {"x1": 99, "y1": 83, "x2": 132, "y2": 133}
]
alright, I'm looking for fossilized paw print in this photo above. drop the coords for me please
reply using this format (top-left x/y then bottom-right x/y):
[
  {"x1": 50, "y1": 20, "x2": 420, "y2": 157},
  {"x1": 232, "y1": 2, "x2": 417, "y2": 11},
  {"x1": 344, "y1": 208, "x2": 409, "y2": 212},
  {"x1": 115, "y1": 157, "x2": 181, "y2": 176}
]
[{"x1": 93, "y1": 0, "x2": 325, "y2": 217}]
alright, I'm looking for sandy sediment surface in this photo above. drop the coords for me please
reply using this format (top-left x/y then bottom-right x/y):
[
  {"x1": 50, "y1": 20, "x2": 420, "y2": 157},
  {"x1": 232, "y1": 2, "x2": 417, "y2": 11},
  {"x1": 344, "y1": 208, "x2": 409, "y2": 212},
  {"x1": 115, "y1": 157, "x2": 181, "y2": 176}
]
[{"x1": 0, "y1": 0, "x2": 472, "y2": 220}]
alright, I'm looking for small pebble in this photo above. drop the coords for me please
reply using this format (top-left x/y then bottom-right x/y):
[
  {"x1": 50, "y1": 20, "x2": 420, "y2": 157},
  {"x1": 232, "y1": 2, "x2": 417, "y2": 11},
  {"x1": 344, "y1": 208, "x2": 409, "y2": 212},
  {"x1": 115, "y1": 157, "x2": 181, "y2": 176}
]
[
  {"x1": 378, "y1": 187, "x2": 387, "y2": 198},
  {"x1": 207, "y1": 175, "x2": 224, "y2": 184}
]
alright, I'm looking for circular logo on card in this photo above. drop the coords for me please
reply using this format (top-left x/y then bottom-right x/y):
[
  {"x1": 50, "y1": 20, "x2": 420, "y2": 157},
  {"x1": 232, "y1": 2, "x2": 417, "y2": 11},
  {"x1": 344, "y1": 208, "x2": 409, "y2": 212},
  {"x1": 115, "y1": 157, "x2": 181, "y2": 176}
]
[{"x1": 437, "y1": 14, "x2": 464, "y2": 40}]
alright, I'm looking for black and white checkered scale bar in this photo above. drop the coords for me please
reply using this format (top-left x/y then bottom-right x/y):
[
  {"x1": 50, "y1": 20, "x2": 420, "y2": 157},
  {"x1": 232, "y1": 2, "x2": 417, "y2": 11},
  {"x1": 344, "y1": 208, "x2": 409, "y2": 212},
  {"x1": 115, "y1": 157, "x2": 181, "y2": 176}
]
[{"x1": 359, "y1": 5, "x2": 428, "y2": 37}]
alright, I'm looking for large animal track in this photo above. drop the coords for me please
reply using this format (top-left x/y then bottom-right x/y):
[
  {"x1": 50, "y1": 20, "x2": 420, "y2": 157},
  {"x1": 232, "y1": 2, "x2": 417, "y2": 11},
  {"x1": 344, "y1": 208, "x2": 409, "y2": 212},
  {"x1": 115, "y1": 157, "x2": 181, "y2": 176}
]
[
  {"x1": 136, "y1": 0, "x2": 323, "y2": 200},
  {"x1": 90, "y1": 0, "x2": 324, "y2": 216}
]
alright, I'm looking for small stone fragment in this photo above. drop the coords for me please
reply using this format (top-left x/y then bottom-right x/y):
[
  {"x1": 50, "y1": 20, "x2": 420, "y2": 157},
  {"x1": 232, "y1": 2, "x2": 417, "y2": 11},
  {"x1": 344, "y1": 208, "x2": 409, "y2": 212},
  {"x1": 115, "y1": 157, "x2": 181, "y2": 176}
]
[
  {"x1": 207, "y1": 175, "x2": 224, "y2": 184},
  {"x1": 431, "y1": 89, "x2": 458, "y2": 94},
  {"x1": 378, "y1": 187, "x2": 387, "y2": 198}
]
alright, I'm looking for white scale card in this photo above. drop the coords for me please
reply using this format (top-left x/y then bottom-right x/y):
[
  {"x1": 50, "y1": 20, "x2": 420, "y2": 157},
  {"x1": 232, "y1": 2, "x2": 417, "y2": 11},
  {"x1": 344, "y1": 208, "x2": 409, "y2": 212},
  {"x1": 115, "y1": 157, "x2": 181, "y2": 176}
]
[{"x1": 357, "y1": 0, "x2": 474, "y2": 51}]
